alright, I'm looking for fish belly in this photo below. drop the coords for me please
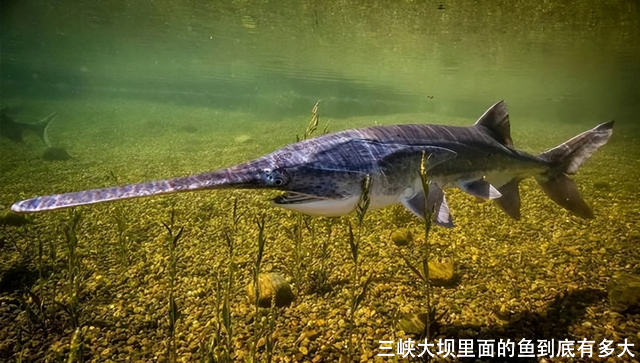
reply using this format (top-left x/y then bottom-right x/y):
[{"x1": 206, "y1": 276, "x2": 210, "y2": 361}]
[
  {"x1": 272, "y1": 196, "x2": 359, "y2": 216},
  {"x1": 274, "y1": 192, "x2": 402, "y2": 216}
]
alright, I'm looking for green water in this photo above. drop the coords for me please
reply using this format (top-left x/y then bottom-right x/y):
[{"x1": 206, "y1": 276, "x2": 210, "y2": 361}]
[{"x1": 1, "y1": 1, "x2": 640, "y2": 362}]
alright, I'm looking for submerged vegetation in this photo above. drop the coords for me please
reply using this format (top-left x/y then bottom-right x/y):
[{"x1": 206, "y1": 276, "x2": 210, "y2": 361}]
[{"x1": 0, "y1": 98, "x2": 639, "y2": 362}]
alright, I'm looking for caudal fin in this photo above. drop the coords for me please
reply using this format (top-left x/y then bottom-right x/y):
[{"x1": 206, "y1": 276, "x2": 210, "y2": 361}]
[
  {"x1": 535, "y1": 120, "x2": 614, "y2": 218},
  {"x1": 27, "y1": 112, "x2": 57, "y2": 147}
]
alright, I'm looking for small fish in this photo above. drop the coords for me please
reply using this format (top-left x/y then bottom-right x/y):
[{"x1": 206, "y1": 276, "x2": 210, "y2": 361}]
[
  {"x1": 11, "y1": 101, "x2": 613, "y2": 227},
  {"x1": 0, "y1": 108, "x2": 57, "y2": 147}
]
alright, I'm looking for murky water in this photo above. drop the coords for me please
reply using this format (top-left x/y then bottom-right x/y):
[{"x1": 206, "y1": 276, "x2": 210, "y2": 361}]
[
  {"x1": 2, "y1": 1, "x2": 639, "y2": 121},
  {"x1": 1, "y1": 1, "x2": 640, "y2": 362}
]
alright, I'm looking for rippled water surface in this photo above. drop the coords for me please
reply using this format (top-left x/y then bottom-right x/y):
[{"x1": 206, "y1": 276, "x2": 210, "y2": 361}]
[{"x1": 2, "y1": 1, "x2": 639, "y2": 122}]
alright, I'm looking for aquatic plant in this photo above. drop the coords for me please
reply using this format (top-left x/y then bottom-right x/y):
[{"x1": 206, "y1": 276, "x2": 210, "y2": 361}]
[
  {"x1": 67, "y1": 326, "x2": 86, "y2": 363},
  {"x1": 304, "y1": 100, "x2": 320, "y2": 140},
  {"x1": 284, "y1": 215, "x2": 307, "y2": 290},
  {"x1": 14, "y1": 261, "x2": 62, "y2": 340},
  {"x1": 248, "y1": 215, "x2": 281, "y2": 363},
  {"x1": 306, "y1": 220, "x2": 333, "y2": 295},
  {"x1": 297, "y1": 100, "x2": 321, "y2": 142},
  {"x1": 61, "y1": 210, "x2": 83, "y2": 330},
  {"x1": 295, "y1": 99, "x2": 331, "y2": 141},
  {"x1": 283, "y1": 214, "x2": 333, "y2": 295},
  {"x1": 249, "y1": 215, "x2": 267, "y2": 363},
  {"x1": 36, "y1": 234, "x2": 45, "y2": 280},
  {"x1": 162, "y1": 209, "x2": 183, "y2": 363},
  {"x1": 418, "y1": 151, "x2": 434, "y2": 344},
  {"x1": 108, "y1": 171, "x2": 132, "y2": 266},
  {"x1": 112, "y1": 204, "x2": 132, "y2": 267},
  {"x1": 199, "y1": 261, "x2": 231, "y2": 363},
  {"x1": 203, "y1": 200, "x2": 241, "y2": 363},
  {"x1": 286, "y1": 104, "x2": 324, "y2": 304},
  {"x1": 263, "y1": 298, "x2": 278, "y2": 363},
  {"x1": 0, "y1": 212, "x2": 36, "y2": 264},
  {"x1": 19, "y1": 287, "x2": 49, "y2": 334},
  {"x1": 387, "y1": 151, "x2": 449, "y2": 359},
  {"x1": 219, "y1": 230, "x2": 235, "y2": 362},
  {"x1": 343, "y1": 174, "x2": 374, "y2": 361},
  {"x1": 1, "y1": 228, "x2": 27, "y2": 263}
]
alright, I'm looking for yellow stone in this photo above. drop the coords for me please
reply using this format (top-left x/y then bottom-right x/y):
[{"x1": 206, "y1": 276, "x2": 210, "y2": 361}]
[
  {"x1": 428, "y1": 261, "x2": 455, "y2": 286},
  {"x1": 608, "y1": 273, "x2": 640, "y2": 312},
  {"x1": 246, "y1": 272, "x2": 295, "y2": 308},
  {"x1": 390, "y1": 229, "x2": 413, "y2": 246}
]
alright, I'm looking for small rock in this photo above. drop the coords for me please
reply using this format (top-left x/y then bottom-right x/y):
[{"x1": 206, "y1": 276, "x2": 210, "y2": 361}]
[
  {"x1": 306, "y1": 330, "x2": 321, "y2": 341},
  {"x1": 247, "y1": 272, "x2": 295, "y2": 308},
  {"x1": 428, "y1": 261, "x2": 455, "y2": 286},
  {"x1": 607, "y1": 273, "x2": 640, "y2": 312},
  {"x1": 390, "y1": 229, "x2": 413, "y2": 246},
  {"x1": 100, "y1": 347, "x2": 111, "y2": 358},
  {"x1": 398, "y1": 313, "x2": 427, "y2": 335}
]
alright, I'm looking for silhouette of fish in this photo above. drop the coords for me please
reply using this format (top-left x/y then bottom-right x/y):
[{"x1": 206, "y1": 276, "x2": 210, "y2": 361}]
[
  {"x1": 0, "y1": 108, "x2": 57, "y2": 147},
  {"x1": 11, "y1": 101, "x2": 613, "y2": 227}
]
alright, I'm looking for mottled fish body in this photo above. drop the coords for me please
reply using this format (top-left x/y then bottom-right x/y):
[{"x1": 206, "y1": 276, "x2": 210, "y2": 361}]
[{"x1": 11, "y1": 101, "x2": 613, "y2": 227}]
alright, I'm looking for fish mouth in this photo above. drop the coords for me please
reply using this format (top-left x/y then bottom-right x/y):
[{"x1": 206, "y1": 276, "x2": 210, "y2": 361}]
[
  {"x1": 272, "y1": 192, "x2": 359, "y2": 216},
  {"x1": 273, "y1": 192, "x2": 329, "y2": 205}
]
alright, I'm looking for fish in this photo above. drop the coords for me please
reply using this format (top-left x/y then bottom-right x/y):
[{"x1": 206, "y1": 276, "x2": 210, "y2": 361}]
[
  {"x1": 10, "y1": 101, "x2": 613, "y2": 227},
  {"x1": 0, "y1": 108, "x2": 57, "y2": 147}
]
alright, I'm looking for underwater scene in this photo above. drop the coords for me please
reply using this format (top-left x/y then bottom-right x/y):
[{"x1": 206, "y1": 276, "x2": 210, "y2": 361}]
[{"x1": 1, "y1": 1, "x2": 640, "y2": 362}]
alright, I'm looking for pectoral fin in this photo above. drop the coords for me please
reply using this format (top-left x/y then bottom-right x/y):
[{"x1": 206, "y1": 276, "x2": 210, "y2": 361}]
[
  {"x1": 428, "y1": 185, "x2": 454, "y2": 228},
  {"x1": 401, "y1": 183, "x2": 454, "y2": 228},
  {"x1": 401, "y1": 191, "x2": 426, "y2": 220},
  {"x1": 458, "y1": 179, "x2": 502, "y2": 200}
]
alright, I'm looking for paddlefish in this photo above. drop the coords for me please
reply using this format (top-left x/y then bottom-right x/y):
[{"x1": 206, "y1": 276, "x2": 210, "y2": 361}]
[
  {"x1": 11, "y1": 101, "x2": 613, "y2": 227},
  {"x1": 1, "y1": 108, "x2": 57, "y2": 147}
]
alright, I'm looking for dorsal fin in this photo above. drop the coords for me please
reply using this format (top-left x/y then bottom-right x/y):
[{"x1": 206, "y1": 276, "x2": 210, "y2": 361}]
[{"x1": 474, "y1": 100, "x2": 513, "y2": 148}]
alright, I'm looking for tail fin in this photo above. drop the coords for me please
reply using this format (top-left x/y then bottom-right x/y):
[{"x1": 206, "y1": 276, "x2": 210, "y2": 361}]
[
  {"x1": 26, "y1": 112, "x2": 57, "y2": 147},
  {"x1": 535, "y1": 120, "x2": 614, "y2": 218}
]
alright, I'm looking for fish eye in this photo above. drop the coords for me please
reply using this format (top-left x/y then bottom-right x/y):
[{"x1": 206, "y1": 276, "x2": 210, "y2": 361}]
[{"x1": 262, "y1": 168, "x2": 288, "y2": 186}]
